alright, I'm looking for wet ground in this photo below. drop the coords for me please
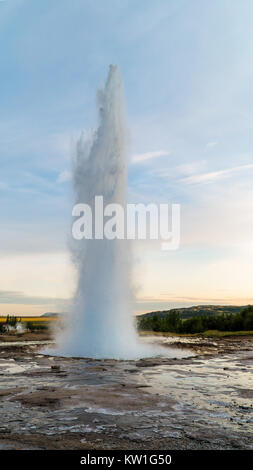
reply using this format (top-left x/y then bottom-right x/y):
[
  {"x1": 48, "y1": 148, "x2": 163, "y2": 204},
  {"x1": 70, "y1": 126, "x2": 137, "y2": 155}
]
[{"x1": 0, "y1": 335, "x2": 253, "y2": 449}]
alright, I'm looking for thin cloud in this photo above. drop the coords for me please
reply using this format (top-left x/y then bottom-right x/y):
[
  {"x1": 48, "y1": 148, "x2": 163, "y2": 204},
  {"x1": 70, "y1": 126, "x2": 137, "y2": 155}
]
[
  {"x1": 180, "y1": 163, "x2": 253, "y2": 185},
  {"x1": 131, "y1": 150, "x2": 170, "y2": 164},
  {"x1": 57, "y1": 170, "x2": 71, "y2": 183},
  {"x1": 206, "y1": 141, "x2": 217, "y2": 150},
  {"x1": 0, "y1": 289, "x2": 70, "y2": 307}
]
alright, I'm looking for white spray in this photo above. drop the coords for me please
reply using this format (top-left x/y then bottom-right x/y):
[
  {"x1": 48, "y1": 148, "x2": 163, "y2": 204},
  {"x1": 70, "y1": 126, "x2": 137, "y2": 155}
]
[
  {"x1": 57, "y1": 65, "x2": 144, "y2": 359},
  {"x1": 49, "y1": 65, "x2": 191, "y2": 360}
]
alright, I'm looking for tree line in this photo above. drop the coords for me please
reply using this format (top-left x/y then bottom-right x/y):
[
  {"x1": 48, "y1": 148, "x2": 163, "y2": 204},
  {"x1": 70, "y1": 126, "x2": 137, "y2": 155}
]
[{"x1": 137, "y1": 305, "x2": 253, "y2": 334}]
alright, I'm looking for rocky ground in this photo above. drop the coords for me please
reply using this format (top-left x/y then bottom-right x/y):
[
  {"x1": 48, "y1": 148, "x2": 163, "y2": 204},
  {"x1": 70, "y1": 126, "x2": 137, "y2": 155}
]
[{"x1": 0, "y1": 334, "x2": 253, "y2": 450}]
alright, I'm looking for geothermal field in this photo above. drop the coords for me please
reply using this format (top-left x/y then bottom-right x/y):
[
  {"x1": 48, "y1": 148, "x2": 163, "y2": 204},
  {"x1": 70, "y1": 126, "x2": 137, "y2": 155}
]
[
  {"x1": 0, "y1": 334, "x2": 253, "y2": 450},
  {"x1": 2, "y1": 1, "x2": 253, "y2": 462},
  {"x1": 0, "y1": 66, "x2": 253, "y2": 452}
]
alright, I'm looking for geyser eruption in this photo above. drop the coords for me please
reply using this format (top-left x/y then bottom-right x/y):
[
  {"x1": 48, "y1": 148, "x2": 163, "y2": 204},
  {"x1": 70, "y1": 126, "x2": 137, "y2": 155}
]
[
  {"x1": 57, "y1": 65, "x2": 143, "y2": 359},
  {"x1": 48, "y1": 65, "x2": 190, "y2": 360}
]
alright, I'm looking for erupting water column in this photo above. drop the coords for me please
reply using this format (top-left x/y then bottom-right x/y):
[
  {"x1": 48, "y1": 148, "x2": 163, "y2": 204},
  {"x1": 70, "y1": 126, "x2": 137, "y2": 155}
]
[
  {"x1": 45, "y1": 66, "x2": 191, "y2": 360},
  {"x1": 58, "y1": 65, "x2": 143, "y2": 359}
]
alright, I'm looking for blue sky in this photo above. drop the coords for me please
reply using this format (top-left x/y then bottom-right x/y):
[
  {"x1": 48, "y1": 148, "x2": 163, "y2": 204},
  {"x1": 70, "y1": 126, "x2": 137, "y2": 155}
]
[{"x1": 1, "y1": 0, "x2": 253, "y2": 314}]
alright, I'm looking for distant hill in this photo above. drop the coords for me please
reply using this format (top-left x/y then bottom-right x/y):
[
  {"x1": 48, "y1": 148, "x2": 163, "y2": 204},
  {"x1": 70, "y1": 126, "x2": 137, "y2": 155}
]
[
  {"x1": 41, "y1": 312, "x2": 60, "y2": 317},
  {"x1": 41, "y1": 306, "x2": 247, "y2": 320},
  {"x1": 138, "y1": 305, "x2": 246, "y2": 320}
]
